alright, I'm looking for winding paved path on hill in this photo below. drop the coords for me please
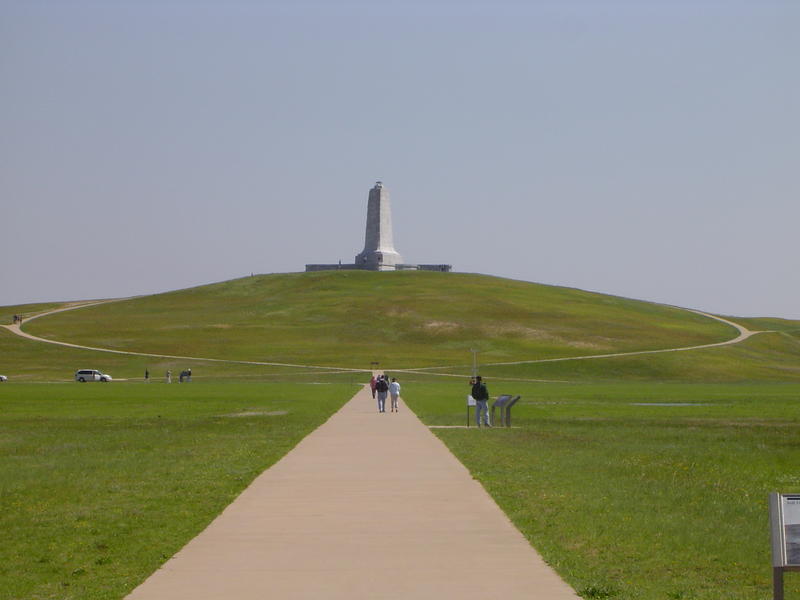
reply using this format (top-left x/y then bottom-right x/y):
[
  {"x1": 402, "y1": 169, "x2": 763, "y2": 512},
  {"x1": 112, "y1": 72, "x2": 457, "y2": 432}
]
[
  {"x1": 125, "y1": 383, "x2": 580, "y2": 599},
  {"x1": 401, "y1": 310, "x2": 770, "y2": 376},
  {"x1": 1, "y1": 300, "x2": 365, "y2": 375},
  {"x1": 1, "y1": 301, "x2": 770, "y2": 377}
]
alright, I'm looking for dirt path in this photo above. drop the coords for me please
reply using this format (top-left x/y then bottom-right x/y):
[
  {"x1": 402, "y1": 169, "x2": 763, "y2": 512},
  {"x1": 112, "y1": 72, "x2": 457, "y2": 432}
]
[{"x1": 125, "y1": 384, "x2": 580, "y2": 599}]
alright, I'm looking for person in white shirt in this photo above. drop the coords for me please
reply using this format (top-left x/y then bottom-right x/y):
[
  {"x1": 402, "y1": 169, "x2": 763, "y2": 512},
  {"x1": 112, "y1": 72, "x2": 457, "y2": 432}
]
[{"x1": 389, "y1": 377, "x2": 401, "y2": 412}]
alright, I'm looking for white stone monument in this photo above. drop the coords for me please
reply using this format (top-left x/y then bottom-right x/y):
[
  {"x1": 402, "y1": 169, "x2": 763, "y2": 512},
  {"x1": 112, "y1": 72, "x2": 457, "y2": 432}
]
[
  {"x1": 354, "y1": 181, "x2": 404, "y2": 270},
  {"x1": 304, "y1": 181, "x2": 451, "y2": 272}
]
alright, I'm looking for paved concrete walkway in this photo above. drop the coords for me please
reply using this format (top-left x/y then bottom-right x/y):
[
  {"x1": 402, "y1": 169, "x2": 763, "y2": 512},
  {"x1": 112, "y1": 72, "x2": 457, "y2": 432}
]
[{"x1": 125, "y1": 384, "x2": 579, "y2": 599}]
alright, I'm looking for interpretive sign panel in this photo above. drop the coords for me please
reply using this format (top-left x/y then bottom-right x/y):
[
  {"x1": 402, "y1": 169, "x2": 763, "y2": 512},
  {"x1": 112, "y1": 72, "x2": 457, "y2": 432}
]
[
  {"x1": 467, "y1": 395, "x2": 476, "y2": 407},
  {"x1": 770, "y1": 492, "x2": 800, "y2": 567},
  {"x1": 783, "y1": 495, "x2": 800, "y2": 566},
  {"x1": 770, "y1": 493, "x2": 800, "y2": 599},
  {"x1": 493, "y1": 395, "x2": 512, "y2": 408}
]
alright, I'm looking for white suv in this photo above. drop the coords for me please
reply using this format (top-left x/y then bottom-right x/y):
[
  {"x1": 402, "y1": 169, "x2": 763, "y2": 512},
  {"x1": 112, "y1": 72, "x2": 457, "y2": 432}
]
[{"x1": 75, "y1": 369, "x2": 112, "y2": 383}]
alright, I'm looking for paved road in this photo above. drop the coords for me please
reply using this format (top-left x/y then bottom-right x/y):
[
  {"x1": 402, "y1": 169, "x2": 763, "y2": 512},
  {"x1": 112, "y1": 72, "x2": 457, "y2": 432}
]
[{"x1": 125, "y1": 384, "x2": 580, "y2": 599}]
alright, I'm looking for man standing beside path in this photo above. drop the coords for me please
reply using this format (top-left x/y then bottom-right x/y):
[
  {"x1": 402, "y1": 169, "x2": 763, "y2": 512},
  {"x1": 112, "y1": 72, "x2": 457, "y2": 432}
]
[{"x1": 472, "y1": 375, "x2": 490, "y2": 427}]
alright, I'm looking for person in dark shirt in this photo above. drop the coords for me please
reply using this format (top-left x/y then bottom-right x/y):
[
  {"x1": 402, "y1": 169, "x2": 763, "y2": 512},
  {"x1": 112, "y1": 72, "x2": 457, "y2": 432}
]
[
  {"x1": 375, "y1": 374, "x2": 389, "y2": 413},
  {"x1": 471, "y1": 376, "x2": 490, "y2": 427}
]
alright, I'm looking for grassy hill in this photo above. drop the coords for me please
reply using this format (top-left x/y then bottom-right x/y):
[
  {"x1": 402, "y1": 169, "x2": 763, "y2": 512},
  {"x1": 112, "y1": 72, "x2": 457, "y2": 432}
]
[
  {"x1": 3, "y1": 270, "x2": 800, "y2": 383},
  {"x1": 18, "y1": 270, "x2": 737, "y2": 368},
  {"x1": 3, "y1": 272, "x2": 800, "y2": 599}
]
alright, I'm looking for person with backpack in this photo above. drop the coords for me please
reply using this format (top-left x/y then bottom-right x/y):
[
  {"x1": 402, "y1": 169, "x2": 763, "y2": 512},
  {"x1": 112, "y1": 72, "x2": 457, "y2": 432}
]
[
  {"x1": 375, "y1": 374, "x2": 389, "y2": 413},
  {"x1": 471, "y1": 375, "x2": 491, "y2": 427}
]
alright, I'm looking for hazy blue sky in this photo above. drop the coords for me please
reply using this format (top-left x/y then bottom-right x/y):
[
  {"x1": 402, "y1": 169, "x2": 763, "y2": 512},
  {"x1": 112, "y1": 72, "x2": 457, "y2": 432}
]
[{"x1": 2, "y1": 1, "x2": 798, "y2": 318}]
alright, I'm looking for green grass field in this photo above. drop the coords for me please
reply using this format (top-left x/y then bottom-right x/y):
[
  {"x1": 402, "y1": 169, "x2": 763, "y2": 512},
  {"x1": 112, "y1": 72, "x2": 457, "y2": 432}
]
[
  {"x1": 0, "y1": 383, "x2": 354, "y2": 600},
  {"x1": 3, "y1": 270, "x2": 800, "y2": 599},
  {"x1": 405, "y1": 381, "x2": 800, "y2": 600}
]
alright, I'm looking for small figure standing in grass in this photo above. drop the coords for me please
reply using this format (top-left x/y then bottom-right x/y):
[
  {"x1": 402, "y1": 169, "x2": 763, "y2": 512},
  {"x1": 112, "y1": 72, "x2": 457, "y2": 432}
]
[
  {"x1": 471, "y1": 375, "x2": 490, "y2": 427},
  {"x1": 145, "y1": 369, "x2": 149, "y2": 383},
  {"x1": 166, "y1": 370, "x2": 172, "y2": 384},
  {"x1": 375, "y1": 375, "x2": 389, "y2": 413},
  {"x1": 389, "y1": 377, "x2": 401, "y2": 412}
]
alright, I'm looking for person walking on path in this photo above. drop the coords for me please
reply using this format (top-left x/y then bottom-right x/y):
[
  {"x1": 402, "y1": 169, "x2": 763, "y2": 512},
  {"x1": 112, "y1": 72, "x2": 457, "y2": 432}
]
[
  {"x1": 472, "y1": 375, "x2": 491, "y2": 427},
  {"x1": 389, "y1": 377, "x2": 401, "y2": 412},
  {"x1": 370, "y1": 375, "x2": 377, "y2": 399},
  {"x1": 375, "y1": 375, "x2": 389, "y2": 413}
]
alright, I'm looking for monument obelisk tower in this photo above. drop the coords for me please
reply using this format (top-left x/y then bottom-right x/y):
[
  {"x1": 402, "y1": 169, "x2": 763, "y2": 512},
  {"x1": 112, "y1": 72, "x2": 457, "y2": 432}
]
[
  {"x1": 305, "y1": 181, "x2": 450, "y2": 272},
  {"x1": 355, "y1": 181, "x2": 404, "y2": 270}
]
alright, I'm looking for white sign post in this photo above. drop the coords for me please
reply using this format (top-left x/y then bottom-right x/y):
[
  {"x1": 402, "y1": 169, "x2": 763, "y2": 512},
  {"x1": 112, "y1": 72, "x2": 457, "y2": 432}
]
[{"x1": 769, "y1": 492, "x2": 800, "y2": 600}]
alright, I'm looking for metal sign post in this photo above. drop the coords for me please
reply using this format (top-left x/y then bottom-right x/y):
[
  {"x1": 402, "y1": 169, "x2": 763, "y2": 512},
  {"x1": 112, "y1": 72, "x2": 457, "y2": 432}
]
[{"x1": 769, "y1": 492, "x2": 800, "y2": 600}]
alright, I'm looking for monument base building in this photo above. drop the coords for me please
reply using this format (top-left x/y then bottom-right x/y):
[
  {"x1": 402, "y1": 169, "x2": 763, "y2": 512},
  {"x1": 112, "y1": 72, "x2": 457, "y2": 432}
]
[{"x1": 305, "y1": 182, "x2": 452, "y2": 273}]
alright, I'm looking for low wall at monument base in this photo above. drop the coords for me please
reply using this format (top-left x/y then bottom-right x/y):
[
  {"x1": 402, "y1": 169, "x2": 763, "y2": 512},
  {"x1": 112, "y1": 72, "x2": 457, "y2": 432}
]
[
  {"x1": 305, "y1": 263, "x2": 452, "y2": 273},
  {"x1": 305, "y1": 264, "x2": 360, "y2": 272}
]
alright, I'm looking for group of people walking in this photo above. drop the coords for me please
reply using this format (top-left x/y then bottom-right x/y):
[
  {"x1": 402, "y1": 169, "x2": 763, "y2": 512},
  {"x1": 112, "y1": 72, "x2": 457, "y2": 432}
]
[
  {"x1": 11, "y1": 314, "x2": 23, "y2": 324},
  {"x1": 368, "y1": 373, "x2": 491, "y2": 423},
  {"x1": 370, "y1": 374, "x2": 401, "y2": 413}
]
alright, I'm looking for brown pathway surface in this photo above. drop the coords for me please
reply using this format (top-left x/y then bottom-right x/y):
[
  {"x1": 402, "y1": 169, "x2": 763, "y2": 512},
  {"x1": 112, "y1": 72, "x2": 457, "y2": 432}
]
[{"x1": 126, "y1": 384, "x2": 579, "y2": 599}]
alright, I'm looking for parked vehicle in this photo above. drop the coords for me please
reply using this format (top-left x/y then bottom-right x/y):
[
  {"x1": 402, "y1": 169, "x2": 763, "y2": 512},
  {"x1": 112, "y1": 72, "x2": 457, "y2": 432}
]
[{"x1": 75, "y1": 369, "x2": 112, "y2": 383}]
